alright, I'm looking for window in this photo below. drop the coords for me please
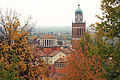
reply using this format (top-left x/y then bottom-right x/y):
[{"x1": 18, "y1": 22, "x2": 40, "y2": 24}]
[
  {"x1": 55, "y1": 62, "x2": 65, "y2": 69},
  {"x1": 80, "y1": 29, "x2": 81, "y2": 36},
  {"x1": 47, "y1": 40, "x2": 48, "y2": 47}
]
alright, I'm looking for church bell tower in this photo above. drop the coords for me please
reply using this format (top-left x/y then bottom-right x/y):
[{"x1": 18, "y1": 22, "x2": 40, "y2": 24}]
[
  {"x1": 72, "y1": 4, "x2": 86, "y2": 49},
  {"x1": 75, "y1": 4, "x2": 83, "y2": 23}
]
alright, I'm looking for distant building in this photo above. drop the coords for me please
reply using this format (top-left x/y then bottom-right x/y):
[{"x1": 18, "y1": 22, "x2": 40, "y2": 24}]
[
  {"x1": 37, "y1": 34, "x2": 57, "y2": 47},
  {"x1": 72, "y1": 4, "x2": 86, "y2": 48}
]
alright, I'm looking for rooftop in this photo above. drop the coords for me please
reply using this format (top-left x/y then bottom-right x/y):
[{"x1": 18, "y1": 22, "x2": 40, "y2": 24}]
[
  {"x1": 34, "y1": 47, "x2": 72, "y2": 57},
  {"x1": 40, "y1": 34, "x2": 56, "y2": 39},
  {"x1": 75, "y1": 4, "x2": 83, "y2": 14}
]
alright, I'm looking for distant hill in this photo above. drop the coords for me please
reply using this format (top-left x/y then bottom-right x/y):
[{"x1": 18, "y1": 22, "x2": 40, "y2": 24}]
[
  {"x1": 34, "y1": 26, "x2": 72, "y2": 33},
  {"x1": 34, "y1": 26, "x2": 96, "y2": 33}
]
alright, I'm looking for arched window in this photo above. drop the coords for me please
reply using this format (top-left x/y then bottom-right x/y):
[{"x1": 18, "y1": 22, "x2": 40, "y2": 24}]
[{"x1": 80, "y1": 28, "x2": 81, "y2": 36}]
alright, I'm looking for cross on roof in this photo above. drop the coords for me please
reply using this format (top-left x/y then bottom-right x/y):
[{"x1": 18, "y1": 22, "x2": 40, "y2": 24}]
[{"x1": 78, "y1": 4, "x2": 80, "y2": 8}]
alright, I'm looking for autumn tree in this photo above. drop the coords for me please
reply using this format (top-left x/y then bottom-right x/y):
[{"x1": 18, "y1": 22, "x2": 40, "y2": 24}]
[
  {"x1": 78, "y1": 31, "x2": 119, "y2": 80},
  {"x1": 0, "y1": 9, "x2": 48, "y2": 80},
  {"x1": 63, "y1": 47, "x2": 106, "y2": 80},
  {"x1": 90, "y1": 0, "x2": 120, "y2": 79},
  {"x1": 63, "y1": 31, "x2": 119, "y2": 80}
]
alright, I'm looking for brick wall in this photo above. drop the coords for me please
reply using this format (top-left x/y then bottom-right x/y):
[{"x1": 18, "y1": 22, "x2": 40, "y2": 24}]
[{"x1": 72, "y1": 39, "x2": 81, "y2": 49}]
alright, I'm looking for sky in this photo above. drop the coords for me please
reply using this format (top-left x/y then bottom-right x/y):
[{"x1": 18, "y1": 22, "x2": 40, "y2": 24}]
[{"x1": 0, "y1": 0, "x2": 102, "y2": 27}]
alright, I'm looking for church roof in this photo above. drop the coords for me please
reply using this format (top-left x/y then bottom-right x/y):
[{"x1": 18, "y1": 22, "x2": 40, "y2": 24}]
[
  {"x1": 48, "y1": 50, "x2": 60, "y2": 57},
  {"x1": 35, "y1": 50, "x2": 60, "y2": 57},
  {"x1": 34, "y1": 47, "x2": 72, "y2": 57},
  {"x1": 40, "y1": 34, "x2": 56, "y2": 39},
  {"x1": 75, "y1": 4, "x2": 83, "y2": 14}
]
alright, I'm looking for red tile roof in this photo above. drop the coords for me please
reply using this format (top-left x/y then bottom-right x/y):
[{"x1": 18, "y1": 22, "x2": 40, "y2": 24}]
[
  {"x1": 38, "y1": 51, "x2": 47, "y2": 56},
  {"x1": 35, "y1": 50, "x2": 60, "y2": 57},
  {"x1": 61, "y1": 48, "x2": 72, "y2": 54},
  {"x1": 40, "y1": 34, "x2": 56, "y2": 39},
  {"x1": 33, "y1": 50, "x2": 47, "y2": 57},
  {"x1": 48, "y1": 50, "x2": 59, "y2": 57},
  {"x1": 34, "y1": 48, "x2": 72, "y2": 57}
]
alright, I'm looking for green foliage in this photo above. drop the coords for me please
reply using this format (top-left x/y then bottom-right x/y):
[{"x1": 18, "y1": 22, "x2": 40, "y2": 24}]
[
  {"x1": 79, "y1": 32, "x2": 120, "y2": 80},
  {"x1": 89, "y1": 0, "x2": 120, "y2": 79},
  {"x1": 91, "y1": 0, "x2": 120, "y2": 39}
]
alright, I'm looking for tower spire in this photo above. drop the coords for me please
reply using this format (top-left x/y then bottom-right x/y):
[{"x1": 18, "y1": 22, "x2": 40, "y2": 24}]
[{"x1": 78, "y1": 4, "x2": 80, "y2": 8}]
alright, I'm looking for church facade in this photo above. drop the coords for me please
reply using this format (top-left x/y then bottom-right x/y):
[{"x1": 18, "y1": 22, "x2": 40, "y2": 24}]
[{"x1": 72, "y1": 4, "x2": 86, "y2": 48}]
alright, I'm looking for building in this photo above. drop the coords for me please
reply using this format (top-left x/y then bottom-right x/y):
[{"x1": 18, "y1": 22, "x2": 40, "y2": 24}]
[
  {"x1": 34, "y1": 48, "x2": 70, "y2": 65},
  {"x1": 72, "y1": 4, "x2": 86, "y2": 48},
  {"x1": 35, "y1": 34, "x2": 72, "y2": 79},
  {"x1": 38, "y1": 34, "x2": 57, "y2": 47}
]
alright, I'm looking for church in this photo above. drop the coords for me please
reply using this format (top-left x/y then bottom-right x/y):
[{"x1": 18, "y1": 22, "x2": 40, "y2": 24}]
[
  {"x1": 72, "y1": 4, "x2": 86, "y2": 48},
  {"x1": 35, "y1": 34, "x2": 71, "y2": 65},
  {"x1": 34, "y1": 33, "x2": 72, "y2": 79}
]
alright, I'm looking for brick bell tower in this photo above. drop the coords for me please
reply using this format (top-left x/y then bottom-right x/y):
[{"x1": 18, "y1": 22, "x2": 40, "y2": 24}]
[{"x1": 72, "y1": 4, "x2": 86, "y2": 49}]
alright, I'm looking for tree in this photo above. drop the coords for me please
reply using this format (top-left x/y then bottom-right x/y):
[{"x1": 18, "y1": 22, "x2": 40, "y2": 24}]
[
  {"x1": 91, "y1": 0, "x2": 120, "y2": 39},
  {"x1": 90, "y1": 0, "x2": 120, "y2": 79},
  {"x1": 80, "y1": 32, "x2": 120, "y2": 80},
  {"x1": 80, "y1": 32, "x2": 114, "y2": 65},
  {"x1": 62, "y1": 33, "x2": 107, "y2": 79},
  {"x1": 0, "y1": 9, "x2": 48, "y2": 80},
  {"x1": 63, "y1": 49, "x2": 106, "y2": 80},
  {"x1": 63, "y1": 31, "x2": 120, "y2": 80}
]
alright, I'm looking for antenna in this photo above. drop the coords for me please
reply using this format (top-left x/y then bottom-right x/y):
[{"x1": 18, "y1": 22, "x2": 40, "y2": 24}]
[{"x1": 78, "y1": 0, "x2": 80, "y2": 8}]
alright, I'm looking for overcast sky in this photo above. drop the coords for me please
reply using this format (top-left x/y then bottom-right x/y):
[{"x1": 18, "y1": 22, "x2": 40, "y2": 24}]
[{"x1": 0, "y1": 0, "x2": 102, "y2": 27}]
